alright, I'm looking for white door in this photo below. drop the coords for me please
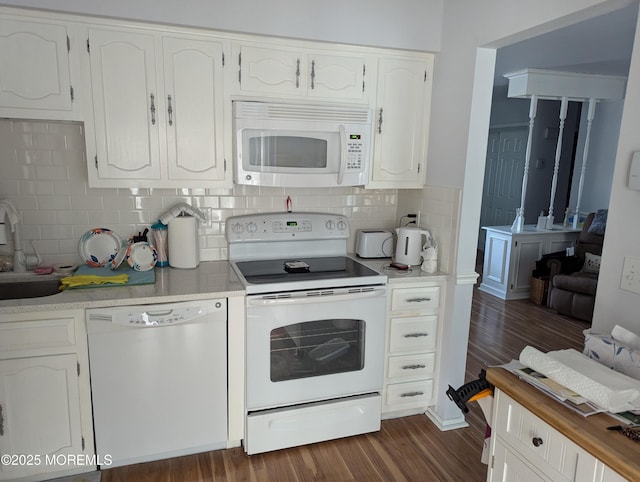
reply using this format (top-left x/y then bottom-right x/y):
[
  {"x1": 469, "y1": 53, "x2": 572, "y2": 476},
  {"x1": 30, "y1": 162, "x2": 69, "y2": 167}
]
[
  {"x1": 0, "y1": 18, "x2": 74, "y2": 114},
  {"x1": 0, "y1": 354, "x2": 83, "y2": 480},
  {"x1": 163, "y1": 36, "x2": 225, "y2": 182},
  {"x1": 370, "y1": 56, "x2": 431, "y2": 188},
  {"x1": 307, "y1": 53, "x2": 366, "y2": 100},
  {"x1": 87, "y1": 27, "x2": 162, "y2": 181},
  {"x1": 479, "y1": 127, "x2": 528, "y2": 249}
]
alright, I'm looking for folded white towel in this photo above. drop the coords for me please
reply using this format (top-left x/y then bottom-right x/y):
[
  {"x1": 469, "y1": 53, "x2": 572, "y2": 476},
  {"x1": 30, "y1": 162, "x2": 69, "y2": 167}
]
[{"x1": 519, "y1": 346, "x2": 640, "y2": 413}]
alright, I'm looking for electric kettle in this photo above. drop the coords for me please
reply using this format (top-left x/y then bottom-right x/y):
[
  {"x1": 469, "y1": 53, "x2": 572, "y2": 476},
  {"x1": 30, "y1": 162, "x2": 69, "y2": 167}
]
[{"x1": 395, "y1": 227, "x2": 432, "y2": 266}]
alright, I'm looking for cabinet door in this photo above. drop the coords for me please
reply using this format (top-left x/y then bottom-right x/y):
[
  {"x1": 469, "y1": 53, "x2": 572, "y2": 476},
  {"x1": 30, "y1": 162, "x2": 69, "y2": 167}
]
[
  {"x1": 0, "y1": 17, "x2": 79, "y2": 119},
  {"x1": 87, "y1": 27, "x2": 162, "y2": 181},
  {"x1": 369, "y1": 56, "x2": 432, "y2": 188},
  {"x1": 510, "y1": 238, "x2": 544, "y2": 297},
  {"x1": 307, "y1": 53, "x2": 366, "y2": 100},
  {"x1": 163, "y1": 36, "x2": 226, "y2": 182},
  {"x1": 0, "y1": 354, "x2": 83, "y2": 480},
  {"x1": 236, "y1": 44, "x2": 304, "y2": 96},
  {"x1": 489, "y1": 440, "x2": 545, "y2": 482}
]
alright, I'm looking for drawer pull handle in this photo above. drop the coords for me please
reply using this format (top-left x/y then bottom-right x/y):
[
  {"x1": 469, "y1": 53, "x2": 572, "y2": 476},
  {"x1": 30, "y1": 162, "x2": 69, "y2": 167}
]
[
  {"x1": 532, "y1": 437, "x2": 543, "y2": 447},
  {"x1": 402, "y1": 364, "x2": 427, "y2": 370},
  {"x1": 400, "y1": 391, "x2": 424, "y2": 398},
  {"x1": 406, "y1": 297, "x2": 432, "y2": 303},
  {"x1": 404, "y1": 333, "x2": 429, "y2": 338}
]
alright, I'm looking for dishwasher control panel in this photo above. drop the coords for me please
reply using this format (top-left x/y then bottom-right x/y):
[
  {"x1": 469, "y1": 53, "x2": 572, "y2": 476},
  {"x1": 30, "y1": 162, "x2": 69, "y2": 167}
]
[{"x1": 87, "y1": 299, "x2": 226, "y2": 327}]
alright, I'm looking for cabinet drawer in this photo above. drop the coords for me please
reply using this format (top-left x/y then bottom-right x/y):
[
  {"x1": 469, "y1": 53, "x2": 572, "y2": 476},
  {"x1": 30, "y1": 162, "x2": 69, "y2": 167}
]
[
  {"x1": 0, "y1": 317, "x2": 76, "y2": 355},
  {"x1": 385, "y1": 379, "x2": 433, "y2": 407},
  {"x1": 389, "y1": 315, "x2": 437, "y2": 352},
  {"x1": 387, "y1": 353, "x2": 435, "y2": 379},
  {"x1": 391, "y1": 286, "x2": 440, "y2": 312},
  {"x1": 494, "y1": 391, "x2": 594, "y2": 481}
]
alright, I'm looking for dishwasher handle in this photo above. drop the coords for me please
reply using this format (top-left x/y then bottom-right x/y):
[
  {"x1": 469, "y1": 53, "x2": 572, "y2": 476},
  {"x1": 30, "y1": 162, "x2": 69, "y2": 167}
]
[{"x1": 87, "y1": 299, "x2": 226, "y2": 327}]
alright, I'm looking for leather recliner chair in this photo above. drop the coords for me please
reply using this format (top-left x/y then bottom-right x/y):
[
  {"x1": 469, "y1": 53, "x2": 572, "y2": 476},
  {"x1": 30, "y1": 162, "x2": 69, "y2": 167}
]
[{"x1": 546, "y1": 213, "x2": 605, "y2": 322}]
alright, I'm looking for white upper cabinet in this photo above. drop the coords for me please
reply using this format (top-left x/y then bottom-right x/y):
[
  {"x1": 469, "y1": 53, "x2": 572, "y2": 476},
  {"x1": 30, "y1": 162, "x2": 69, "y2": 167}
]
[
  {"x1": 368, "y1": 55, "x2": 433, "y2": 189},
  {"x1": 83, "y1": 25, "x2": 229, "y2": 188},
  {"x1": 85, "y1": 27, "x2": 162, "y2": 183},
  {"x1": 0, "y1": 15, "x2": 82, "y2": 120},
  {"x1": 163, "y1": 36, "x2": 226, "y2": 183},
  {"x1": 0, "y1": 6, "x2": 435, "y2": 190},
  {"x1": 232, "y1": 42, "x2": 369, "y2": 102}
]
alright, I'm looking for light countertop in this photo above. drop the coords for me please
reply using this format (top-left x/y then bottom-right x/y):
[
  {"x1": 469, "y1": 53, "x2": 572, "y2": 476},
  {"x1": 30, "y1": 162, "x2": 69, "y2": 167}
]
[
  {"x1": 0, "y1": 261, "x2": 245, "y2": 315},
  {"x1": 0, "y1": 257, "x2": 450, "y2": 316},
  {"x1": 354, "y1": 256, "x2": 450, "y2": 283}
]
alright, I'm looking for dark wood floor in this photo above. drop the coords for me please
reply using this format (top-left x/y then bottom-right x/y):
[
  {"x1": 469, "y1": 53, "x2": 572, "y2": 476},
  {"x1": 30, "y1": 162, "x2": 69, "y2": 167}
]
[{"x1": 100, "y1": 287, "x2": 587, "y2": 482}]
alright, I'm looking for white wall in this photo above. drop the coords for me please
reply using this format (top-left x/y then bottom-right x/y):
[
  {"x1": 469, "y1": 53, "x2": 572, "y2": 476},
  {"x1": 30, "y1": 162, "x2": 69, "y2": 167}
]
[
  {"x1": 0, "y1": 0, "x2": 443, "y2": 51},
  {"x1": 593, "y1": 10, "x2": 640, "y2": 333},
  {"x1": 569, "y1": 99, "x2": 623, "y2": 215}
]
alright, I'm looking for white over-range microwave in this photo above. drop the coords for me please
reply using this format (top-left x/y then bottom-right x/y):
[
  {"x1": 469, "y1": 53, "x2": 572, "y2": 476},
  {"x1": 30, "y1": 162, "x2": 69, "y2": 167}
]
[{"x1": 233, "y1": 101, "x2": 372, "y2": 187}]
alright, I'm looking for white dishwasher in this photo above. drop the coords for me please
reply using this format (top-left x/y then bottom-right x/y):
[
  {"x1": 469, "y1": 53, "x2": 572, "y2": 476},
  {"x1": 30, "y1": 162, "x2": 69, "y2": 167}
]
[{"x1": 86, "y1": 299, "x2": 227, "y2": 468}]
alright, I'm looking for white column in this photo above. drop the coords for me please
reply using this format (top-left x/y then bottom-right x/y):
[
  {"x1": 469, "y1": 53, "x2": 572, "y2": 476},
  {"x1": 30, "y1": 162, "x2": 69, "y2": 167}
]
[
  {"x1": 546, "y1": 96, "x2": 569, "y2": 229},
  {"x1": 511, "y1": 94, "x2": 538, "y2": 232},
  {"x1": 573, "y1": 98, "x2": 597, "y2": 228}
]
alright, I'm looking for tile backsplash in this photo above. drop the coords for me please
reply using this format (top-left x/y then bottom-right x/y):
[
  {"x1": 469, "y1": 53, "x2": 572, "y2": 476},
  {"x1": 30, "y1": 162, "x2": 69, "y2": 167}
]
[{"x1": 0, "y1": 119, "x2": 403, "y2": 266}]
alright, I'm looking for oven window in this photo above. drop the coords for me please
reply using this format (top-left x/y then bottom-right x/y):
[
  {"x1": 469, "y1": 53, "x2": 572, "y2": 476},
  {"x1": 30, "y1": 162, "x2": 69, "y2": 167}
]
[
  {"x1": 270, "y1": 319, "x2": 365, "y2": 382},
  {"x1": 248, "y1": 135, "x2": 328, "y2": 168}
]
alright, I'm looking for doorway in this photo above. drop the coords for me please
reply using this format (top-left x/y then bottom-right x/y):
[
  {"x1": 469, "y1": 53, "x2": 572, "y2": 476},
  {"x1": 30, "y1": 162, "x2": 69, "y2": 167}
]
[{"x1": 478, "y1": 125, "x2": 528, "y2": 251}]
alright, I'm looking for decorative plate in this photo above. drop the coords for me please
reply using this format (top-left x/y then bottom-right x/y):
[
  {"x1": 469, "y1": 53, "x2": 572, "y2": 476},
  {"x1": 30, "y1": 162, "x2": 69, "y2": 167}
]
[
  {"x1": 126, "y1": 242, "x2": 157, "y2": 272},
  {"x1": 109, "y1": 246, "x2": 128, "y2": 271},
  {"x1": 78, "y1": 228, "x2": 123, "y2": 268}
]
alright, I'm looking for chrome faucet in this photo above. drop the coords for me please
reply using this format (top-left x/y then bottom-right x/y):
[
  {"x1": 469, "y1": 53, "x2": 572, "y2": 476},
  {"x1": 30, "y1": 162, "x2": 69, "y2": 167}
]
[{"x1": 0, "y1": 200, "x2": 41, "y2": 272}]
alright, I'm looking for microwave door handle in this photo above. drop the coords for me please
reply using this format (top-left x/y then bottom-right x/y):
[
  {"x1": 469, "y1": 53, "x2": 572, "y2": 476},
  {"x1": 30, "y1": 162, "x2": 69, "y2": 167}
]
[{"x1": 338, "y1": 124, "x2": 346, "y2": 185}]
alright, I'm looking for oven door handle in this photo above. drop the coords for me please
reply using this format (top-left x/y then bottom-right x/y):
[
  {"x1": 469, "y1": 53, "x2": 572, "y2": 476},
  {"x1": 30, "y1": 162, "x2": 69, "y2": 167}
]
[{"x1": 248, "y1": 289, "x2": 386, "y2": 306}]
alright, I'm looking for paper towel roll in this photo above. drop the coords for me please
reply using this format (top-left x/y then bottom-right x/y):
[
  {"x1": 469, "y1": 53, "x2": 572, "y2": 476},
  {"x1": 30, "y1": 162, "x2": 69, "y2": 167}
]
[
  {"x1": 168, "y1": 216, "x2": 199, "y2": 269},
  {"x1": 519, "y1": 345, "x2": 640, "y2": 413}
]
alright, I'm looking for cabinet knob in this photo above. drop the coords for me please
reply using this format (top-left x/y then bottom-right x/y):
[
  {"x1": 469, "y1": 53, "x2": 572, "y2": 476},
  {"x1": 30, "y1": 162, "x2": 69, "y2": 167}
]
[{"x1": 532, "y1": 436, "x2": 543, "y2": 447}]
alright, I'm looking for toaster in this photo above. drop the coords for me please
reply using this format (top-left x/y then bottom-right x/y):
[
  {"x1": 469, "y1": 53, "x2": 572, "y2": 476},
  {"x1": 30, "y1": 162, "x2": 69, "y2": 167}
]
[{"x1": 355, "y1": 229, "x2": 394, "y2": 258}]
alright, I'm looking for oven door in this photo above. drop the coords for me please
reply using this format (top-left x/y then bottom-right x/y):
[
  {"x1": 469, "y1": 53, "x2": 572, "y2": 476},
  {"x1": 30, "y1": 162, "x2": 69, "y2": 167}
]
[{"x1": 245, "y1": 287, "x2": 386, "y2": 411}]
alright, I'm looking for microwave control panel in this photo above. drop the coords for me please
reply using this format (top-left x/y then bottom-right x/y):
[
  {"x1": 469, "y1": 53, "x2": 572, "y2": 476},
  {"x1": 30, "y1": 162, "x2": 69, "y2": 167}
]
[{"x1": 346, "y1": 133, "x2": 364, "y2": 171}]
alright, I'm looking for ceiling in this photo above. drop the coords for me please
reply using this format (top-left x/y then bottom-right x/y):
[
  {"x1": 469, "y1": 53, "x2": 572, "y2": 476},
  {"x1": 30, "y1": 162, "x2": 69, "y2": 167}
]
[{"x1": 494, "y1": 3, "x2": 638, "y2": 87}]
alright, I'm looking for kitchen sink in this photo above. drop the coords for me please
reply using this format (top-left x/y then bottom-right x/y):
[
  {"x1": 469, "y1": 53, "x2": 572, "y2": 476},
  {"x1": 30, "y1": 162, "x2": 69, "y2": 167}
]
[{"x1": 0, "y1": 278, "x2": 62, "y2": 300}]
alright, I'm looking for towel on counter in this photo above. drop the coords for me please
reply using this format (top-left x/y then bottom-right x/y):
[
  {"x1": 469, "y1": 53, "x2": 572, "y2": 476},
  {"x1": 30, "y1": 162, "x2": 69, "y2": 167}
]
[
  {"x1": 60, "y1": 273, "x2": 129, "y2": 290},
  {"x1": 519, "y1": 345, "x2": 640, "y2": 413}
]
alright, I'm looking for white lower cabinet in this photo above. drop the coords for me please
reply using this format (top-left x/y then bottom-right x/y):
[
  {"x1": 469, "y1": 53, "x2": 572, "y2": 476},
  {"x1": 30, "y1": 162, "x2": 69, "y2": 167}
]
[
  {"x1": 488, "y1": 390, "x2": 627, "y2": 482},
  {"x1": 0, "y1": 310, "x2": 94, "y2": 481},
  {"x1": 382, "y1": 280, "x2": 443, "y2": 417}
]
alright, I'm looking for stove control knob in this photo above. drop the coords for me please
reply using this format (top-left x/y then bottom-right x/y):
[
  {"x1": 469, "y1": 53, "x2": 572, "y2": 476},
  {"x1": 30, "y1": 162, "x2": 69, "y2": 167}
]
[
  {"x1": 337, "y1": 220, "x2": 347, "y2": 231},
  {"x1": 325, "y1": 220, "x2": 335, "y2": 230},
  {"x1": 231, "y1": 223, "x2": 244, "y2": 235},
  {"x1": 247, "y1": 222, "x2": 257, "y2": 233}
]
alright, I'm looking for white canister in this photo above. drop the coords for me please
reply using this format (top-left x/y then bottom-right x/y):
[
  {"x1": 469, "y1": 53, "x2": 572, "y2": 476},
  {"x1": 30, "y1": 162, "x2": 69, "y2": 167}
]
[{"x1": 168, "y1": 215, "x2": 200, "y2": 268}]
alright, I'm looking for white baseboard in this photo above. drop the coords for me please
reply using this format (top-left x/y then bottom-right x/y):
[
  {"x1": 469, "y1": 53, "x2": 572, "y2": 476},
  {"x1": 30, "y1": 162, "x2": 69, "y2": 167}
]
[{"x1": 424, "y1": 406, "x2": 469, "y2": 431}]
